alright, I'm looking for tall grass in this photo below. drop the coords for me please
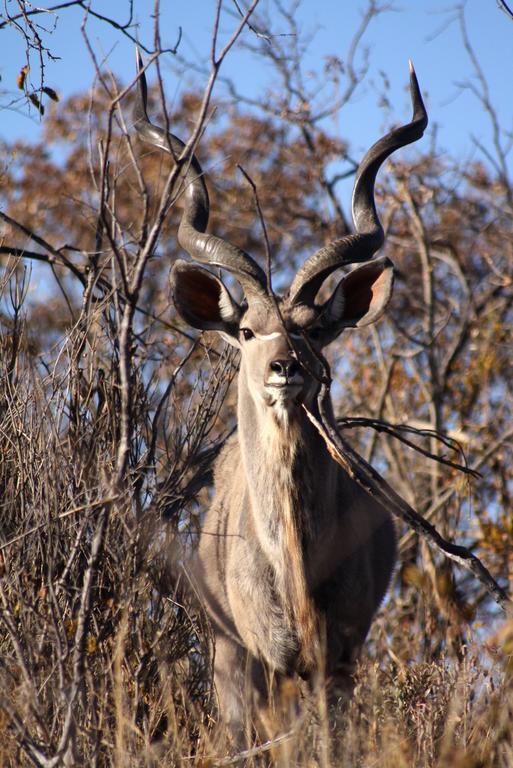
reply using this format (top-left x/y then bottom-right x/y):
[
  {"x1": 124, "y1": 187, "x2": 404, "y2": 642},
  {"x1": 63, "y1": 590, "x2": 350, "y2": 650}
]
[{"x1": 1, "y1": 255, "x2": 512, "y2": 767}]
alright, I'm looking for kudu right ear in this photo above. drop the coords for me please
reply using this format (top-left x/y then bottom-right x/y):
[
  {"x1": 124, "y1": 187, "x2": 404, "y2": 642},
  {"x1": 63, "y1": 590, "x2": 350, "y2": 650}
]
[
  {"x1": 314, "y1": 256, "x2": 394, "y2": 345},
  {"x1": 171, "y1": 261, "x2": 242, "y2": 345}
]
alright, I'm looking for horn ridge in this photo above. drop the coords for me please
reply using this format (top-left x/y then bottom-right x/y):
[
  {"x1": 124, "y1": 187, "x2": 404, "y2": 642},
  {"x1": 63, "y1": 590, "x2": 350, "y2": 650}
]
[
  {"x1": 288, "y1": 63, "x2": 428, "y2": 306},
  {"x1": 133, "y1": 49, "x2": 268, "y2": 300}
]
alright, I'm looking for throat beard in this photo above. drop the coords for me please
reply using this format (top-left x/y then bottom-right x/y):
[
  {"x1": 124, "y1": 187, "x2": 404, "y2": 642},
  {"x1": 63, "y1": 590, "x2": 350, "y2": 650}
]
[
  {"x1": 259, "y1": 413, "x2": 319, "y2": 669},
  {"x1": 270, "y1": 392, "x2": 302, "y2": 428}
]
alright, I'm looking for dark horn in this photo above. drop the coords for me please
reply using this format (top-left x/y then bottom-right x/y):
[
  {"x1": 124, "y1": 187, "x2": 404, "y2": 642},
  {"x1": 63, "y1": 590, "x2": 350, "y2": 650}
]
[
  {"x1": 288, "y1": 62, "x2": 428, "y2": 306},
  {"x1": 133, "y1": 48, "x2": 269, "y2": 300}
]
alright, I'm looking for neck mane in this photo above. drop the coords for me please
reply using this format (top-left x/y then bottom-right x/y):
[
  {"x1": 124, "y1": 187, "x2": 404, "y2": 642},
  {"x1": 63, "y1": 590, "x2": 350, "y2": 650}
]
[{"x1": 237, "y1": 386, "x2": 328, "y2": 667}]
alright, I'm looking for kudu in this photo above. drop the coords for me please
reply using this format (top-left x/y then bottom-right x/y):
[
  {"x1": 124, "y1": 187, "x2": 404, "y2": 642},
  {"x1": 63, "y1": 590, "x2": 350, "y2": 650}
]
[{"x1": 133, "y1": 55, "x2": 427, "y2": 737}]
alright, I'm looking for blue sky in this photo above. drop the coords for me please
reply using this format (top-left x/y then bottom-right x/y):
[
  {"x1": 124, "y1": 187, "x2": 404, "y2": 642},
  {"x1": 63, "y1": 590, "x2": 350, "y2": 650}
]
[{"x1": 0, "y1": 1, "x2": 512, "y2": 179}]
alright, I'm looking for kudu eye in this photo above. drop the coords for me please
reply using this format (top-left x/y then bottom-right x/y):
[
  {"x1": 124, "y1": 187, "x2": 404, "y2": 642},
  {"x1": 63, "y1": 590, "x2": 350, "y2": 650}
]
[{"x1": 241, "y1": 327, "x2": 255, "y2": 341}]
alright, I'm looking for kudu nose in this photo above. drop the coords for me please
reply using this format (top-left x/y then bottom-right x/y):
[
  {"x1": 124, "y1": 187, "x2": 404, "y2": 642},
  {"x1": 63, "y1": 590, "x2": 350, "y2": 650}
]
[{"x1": 269, "y1": 359, "x2": 300, "y2": 379}]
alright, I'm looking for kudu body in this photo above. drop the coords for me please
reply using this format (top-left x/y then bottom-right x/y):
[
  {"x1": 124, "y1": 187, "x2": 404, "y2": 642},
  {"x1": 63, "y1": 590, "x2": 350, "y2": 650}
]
[{"x1": 133, "y1": 55, "x2": 427, "y2": 736}]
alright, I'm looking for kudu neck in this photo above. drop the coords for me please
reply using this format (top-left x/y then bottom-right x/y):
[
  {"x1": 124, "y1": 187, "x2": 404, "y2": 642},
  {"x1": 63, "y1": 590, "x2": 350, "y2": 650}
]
[{"x1": 236, "y1": 361, "x2": 334, "y2": 669}]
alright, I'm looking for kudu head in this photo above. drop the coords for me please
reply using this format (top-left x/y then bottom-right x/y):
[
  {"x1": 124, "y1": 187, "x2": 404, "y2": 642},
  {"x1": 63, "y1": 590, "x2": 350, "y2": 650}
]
[{"x1": 133, "y1": 53, "x2": 427, "y2": 421}]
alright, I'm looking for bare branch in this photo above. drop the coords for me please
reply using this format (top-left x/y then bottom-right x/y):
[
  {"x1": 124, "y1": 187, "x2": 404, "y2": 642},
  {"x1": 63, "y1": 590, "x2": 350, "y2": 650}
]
[
  {"x1": 0, "y1": 213, "x2": 87, "y2": 285},
  {"x1": 0, "y1": 1, "x2": 181, "y2": 55},
  {"x1": 337, "y1": 416, "x2": 480, "y2": 478},
  {"x1": 237, "y1": 164, "x2": 273, "y2": 290},
  {"x1": 497, "y1": 0, "x2": 513, "y2": 21},
  {"x1": 307, "y1": 379, "x2": 510, "y2": 611}
]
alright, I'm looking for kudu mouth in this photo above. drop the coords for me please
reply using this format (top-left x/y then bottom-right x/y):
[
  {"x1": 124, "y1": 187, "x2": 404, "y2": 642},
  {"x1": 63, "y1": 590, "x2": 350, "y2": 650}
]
[
  {"x1": 264, "y1": 382, "x2": 307, "y2": 415},
  {"x1": 264, "y1": 385, "x2": 305, "y2": 413},
  {"x1": 265, "y1": 379, "x2": 304, "y2": 399}
]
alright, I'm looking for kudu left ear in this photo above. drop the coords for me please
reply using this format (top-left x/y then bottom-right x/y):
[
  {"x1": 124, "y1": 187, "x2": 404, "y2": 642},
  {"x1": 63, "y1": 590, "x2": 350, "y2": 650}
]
[
  {"x1": 171, "y1": 260, "x2": 242, "y2": 344},
  {"x1": 317, "y1": 257, "x2": 394, "y2": 343}
]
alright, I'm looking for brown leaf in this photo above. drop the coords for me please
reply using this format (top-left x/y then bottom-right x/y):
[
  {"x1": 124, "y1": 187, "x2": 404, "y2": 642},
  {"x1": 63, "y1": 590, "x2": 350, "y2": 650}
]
[
  {"x1": 17, "y1": 65, "x2": 29, "y2": 90},
  {"x1": 28, "y1": 93, "x2": 45, "y2": 115},
  {"x1": 43, "y1": 86, "x2": 59, "y2": 102}
]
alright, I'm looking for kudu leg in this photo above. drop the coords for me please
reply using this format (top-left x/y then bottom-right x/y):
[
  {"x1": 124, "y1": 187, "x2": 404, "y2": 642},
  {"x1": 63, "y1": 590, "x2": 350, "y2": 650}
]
[
  {"x1": 214, "y1": 635, "x2": 304, "y2": 754},
  {"x1": 212, "y1": 632, "x2": 254, "y2": 747}
]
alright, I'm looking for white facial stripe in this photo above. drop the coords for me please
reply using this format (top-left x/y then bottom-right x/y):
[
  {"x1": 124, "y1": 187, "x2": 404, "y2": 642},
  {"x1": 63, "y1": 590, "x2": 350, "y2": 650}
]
[
  {"x1": 254, "y1": 331, "x2": 283, "y2": 341},
  {"x1": 253, "y1": 331, "x2": 303, "y2": 342}
]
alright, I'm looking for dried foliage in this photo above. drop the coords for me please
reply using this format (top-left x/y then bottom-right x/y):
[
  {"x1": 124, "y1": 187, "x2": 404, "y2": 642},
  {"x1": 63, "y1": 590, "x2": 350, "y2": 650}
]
[{"x1": 1, "y1": 1, "x2": 513, "y2": 765}]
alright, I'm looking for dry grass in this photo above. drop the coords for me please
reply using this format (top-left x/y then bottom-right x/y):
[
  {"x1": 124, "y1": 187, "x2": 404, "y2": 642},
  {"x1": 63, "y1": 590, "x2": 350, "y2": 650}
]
[{"x1": 0, "y1": 260, "x2": 512, "y2": 768}]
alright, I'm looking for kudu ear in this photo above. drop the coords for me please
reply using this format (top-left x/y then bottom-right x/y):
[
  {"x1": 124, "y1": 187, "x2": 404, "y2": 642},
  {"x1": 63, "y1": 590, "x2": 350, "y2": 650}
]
[
  {"x1": 317, "y1": 257, "x2": 394, "y2": 344},
  {"x1": 171, "y1": 261, "x2": 242, "y2": 345}
]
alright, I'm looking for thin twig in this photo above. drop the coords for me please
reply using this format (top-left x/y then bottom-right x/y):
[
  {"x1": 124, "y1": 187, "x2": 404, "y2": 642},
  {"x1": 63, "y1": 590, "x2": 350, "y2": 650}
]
[
  {"x1": 337, "y1": 416, "x2": 480, "y2": 478},
  {"x1": 497, "y1": 0, "x2": 513, "y2": 21},
  {"x1": 0, "y1": 495, "x2": 119, "y2": 551},
  {"x1": 0, "y1": 214, "x2": 86, "y2": 285},
  {"x1": 0, "y1": 0, "x2": 181, "y2": 55},
  {"x1": 237, "y1": 164, "x2": 273, "y2": 291}
]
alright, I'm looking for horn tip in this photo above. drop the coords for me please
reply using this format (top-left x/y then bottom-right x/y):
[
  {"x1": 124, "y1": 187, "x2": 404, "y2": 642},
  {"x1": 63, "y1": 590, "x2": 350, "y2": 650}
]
[
  {"x1": 407, "y1": 60, "x2": 428, "y2": 131},
  {"x1": 408, "y1": 59, "x2": 419, "y2": 91},
  {"x1": 135, "y1": 46, "x2": 143, "y2": 72},
  {"x1": 133, "y1": 47, "x2": 149, "y2": 126}
]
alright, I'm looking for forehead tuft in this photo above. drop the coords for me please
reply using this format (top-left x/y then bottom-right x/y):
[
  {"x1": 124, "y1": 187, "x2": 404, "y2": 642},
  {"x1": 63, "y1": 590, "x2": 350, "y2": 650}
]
[
  {"x1": 241, "y1": 297, "x2": 317, "y2": 334},
  {"x1": 241, "y1": 300, "x2": 274, "y2": 332}
]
